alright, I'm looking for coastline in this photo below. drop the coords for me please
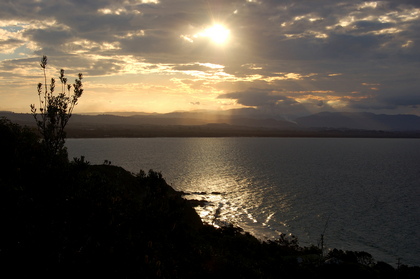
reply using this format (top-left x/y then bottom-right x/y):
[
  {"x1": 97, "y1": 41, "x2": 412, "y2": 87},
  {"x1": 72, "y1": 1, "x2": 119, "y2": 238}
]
[{"x1": 2, "y1": 117, "x2": 419, "y2": 277}]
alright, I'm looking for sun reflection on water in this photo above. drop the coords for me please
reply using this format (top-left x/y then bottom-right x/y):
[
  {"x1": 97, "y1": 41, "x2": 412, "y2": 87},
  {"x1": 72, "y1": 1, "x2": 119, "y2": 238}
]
[
  {"x1": 171, "y1": 138, "x2": 296, "y2": 239},
  {"x1": 180, "y1": 172, "x2": 293, "y2": 240}
]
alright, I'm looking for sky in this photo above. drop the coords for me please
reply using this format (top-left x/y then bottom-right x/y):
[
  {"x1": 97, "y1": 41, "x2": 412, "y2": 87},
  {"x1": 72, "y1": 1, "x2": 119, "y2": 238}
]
[{"x1": 1, "y1": 0, "x2": 420, "y2": 118}]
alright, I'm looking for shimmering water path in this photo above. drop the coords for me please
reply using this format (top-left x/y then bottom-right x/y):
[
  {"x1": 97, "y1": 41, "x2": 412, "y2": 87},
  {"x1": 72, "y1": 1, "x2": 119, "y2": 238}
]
[{"x1": 67, "y1": 137, "x2": 420, "y2": 266}]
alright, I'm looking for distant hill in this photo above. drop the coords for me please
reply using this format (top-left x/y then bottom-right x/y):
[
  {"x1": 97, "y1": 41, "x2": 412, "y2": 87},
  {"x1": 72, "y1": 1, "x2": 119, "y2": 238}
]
[
  {"x1": 295, "y1": 112, "x2": 420, "y2": 131},
  {"x1": 0, "y1": 111, "x2": 298, "y2": 129},
  {"x1": 2, "y1": 110, "x2": 420, "y2": 137}
]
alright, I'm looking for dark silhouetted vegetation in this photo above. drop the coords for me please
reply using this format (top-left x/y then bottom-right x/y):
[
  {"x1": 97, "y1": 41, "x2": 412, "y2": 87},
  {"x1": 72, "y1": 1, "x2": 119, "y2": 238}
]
[
  {"x1": 1, "y1": 119, "x2": 419, "y2": 278},
  {"x1": 30, "y1": 56, "x2": 84, "y2": 157}
]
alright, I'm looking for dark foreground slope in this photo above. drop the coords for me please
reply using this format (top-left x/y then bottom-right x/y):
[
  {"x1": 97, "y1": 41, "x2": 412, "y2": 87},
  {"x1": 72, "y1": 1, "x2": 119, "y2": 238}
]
[{"x1": 1, "y1": 118, "x2": 419, "y2": 278}]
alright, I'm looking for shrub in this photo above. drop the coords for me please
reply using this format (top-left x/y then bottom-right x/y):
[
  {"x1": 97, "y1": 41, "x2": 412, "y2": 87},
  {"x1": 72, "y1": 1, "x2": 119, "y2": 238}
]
[{"x1": 30, "y1": 55, "x2": 84, "y2": 157}]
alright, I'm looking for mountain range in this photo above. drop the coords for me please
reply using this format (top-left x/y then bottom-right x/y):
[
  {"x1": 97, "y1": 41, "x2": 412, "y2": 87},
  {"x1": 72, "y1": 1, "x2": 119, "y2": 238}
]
[{"x1": 1, "y1": 110, "x2": 419, "y2": 137}]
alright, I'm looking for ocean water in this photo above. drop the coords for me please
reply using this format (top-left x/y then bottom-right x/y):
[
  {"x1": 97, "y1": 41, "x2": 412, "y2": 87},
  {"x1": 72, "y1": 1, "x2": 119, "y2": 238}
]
[{"x1": 66, "y1": 137, "x2": 420, "y2": 266}]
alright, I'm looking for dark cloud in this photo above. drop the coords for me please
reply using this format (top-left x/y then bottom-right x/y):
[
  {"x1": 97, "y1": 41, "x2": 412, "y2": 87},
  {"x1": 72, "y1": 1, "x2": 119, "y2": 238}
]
[
  {"x1": 172, "y1": 64, "x2": 219, "y2": 72},
  {"x1": 218, "y1": 89, "x2": 317, "y2": 117},
  {"x1": 3, "y1": 0, "x2": 415, "y2": 64},
  {"x1": 23, "y1": 27, "x2": 74, "y2": 48},
  {"x1": 219, "y1": 89, "x2": 294, "y2": 107},
  {"x1": 0, "y1": 38, "x2": 24, "y2": 49},
  {"x1": 382, "y1": 94, "x2": 420, "y2": 108}
]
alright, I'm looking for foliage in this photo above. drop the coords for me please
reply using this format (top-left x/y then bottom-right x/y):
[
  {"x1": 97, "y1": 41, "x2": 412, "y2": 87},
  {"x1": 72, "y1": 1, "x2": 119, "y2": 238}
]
[
  {"x1": 72, "y1": 155, "x2": 90, "y2": 165},
  {"x1": 30, "y1": 55, "x2": 84, "y2": 157},
  {"x1": 0, "y1": 117, "x2": 42, "y2": 183},
  {"x1": 269, "y1": 233, "x2": 301, "y2": 251}
]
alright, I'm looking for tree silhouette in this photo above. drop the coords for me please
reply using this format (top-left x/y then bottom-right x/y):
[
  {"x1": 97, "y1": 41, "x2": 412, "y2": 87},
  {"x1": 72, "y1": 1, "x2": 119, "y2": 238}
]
[{"x1": 30, "y1": 56, "x2": 84, "y2": 157}]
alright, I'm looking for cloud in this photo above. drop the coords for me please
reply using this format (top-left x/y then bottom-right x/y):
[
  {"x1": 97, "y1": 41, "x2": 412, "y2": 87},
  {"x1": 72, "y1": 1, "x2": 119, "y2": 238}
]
[
  {"x1": 218, "y1": 88, "x2": 321, "y2": 117},
  {"x1": 219, "y1": 89, "x2": 291, "y2": 107},
  {"x1": 23, "y1": 26, "x2": 74, "y2": 49},
  {"x1": 3, "y1": 1, "x2": 417, "y2": 65},
  {"x1": 1, "y1": 0, "x2": 420, "y2": 115},
  {"x1": 0, "y1": 38, "x2": 24, "y2": 54}
]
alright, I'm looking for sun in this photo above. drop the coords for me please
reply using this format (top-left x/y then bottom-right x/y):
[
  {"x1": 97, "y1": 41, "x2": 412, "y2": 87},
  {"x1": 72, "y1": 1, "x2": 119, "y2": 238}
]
[
  {"x1": 182, "y1": 23, "x2": 231, "y2": 45},
  {"x1": 202, "y1": 24, "x2": 230, "y2": 45}
]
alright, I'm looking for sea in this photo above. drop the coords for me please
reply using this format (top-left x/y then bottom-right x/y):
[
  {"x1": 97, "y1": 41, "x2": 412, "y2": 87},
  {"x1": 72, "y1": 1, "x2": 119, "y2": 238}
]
[{"x1": 66, "y1": 137, "x2": 420, "y2": 267}]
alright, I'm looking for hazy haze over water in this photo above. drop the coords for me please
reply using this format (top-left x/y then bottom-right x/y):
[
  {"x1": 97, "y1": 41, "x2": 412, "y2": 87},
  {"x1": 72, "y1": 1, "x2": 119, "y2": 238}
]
[{"x1": 67, "y1": 137, "x2": 420, "y2": 266}]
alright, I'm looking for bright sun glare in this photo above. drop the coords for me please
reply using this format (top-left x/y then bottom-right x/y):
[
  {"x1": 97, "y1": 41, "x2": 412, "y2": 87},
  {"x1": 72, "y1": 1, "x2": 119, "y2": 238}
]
[{"x1": 202, "y1": 24, "x2": 230, "y2": 44}]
